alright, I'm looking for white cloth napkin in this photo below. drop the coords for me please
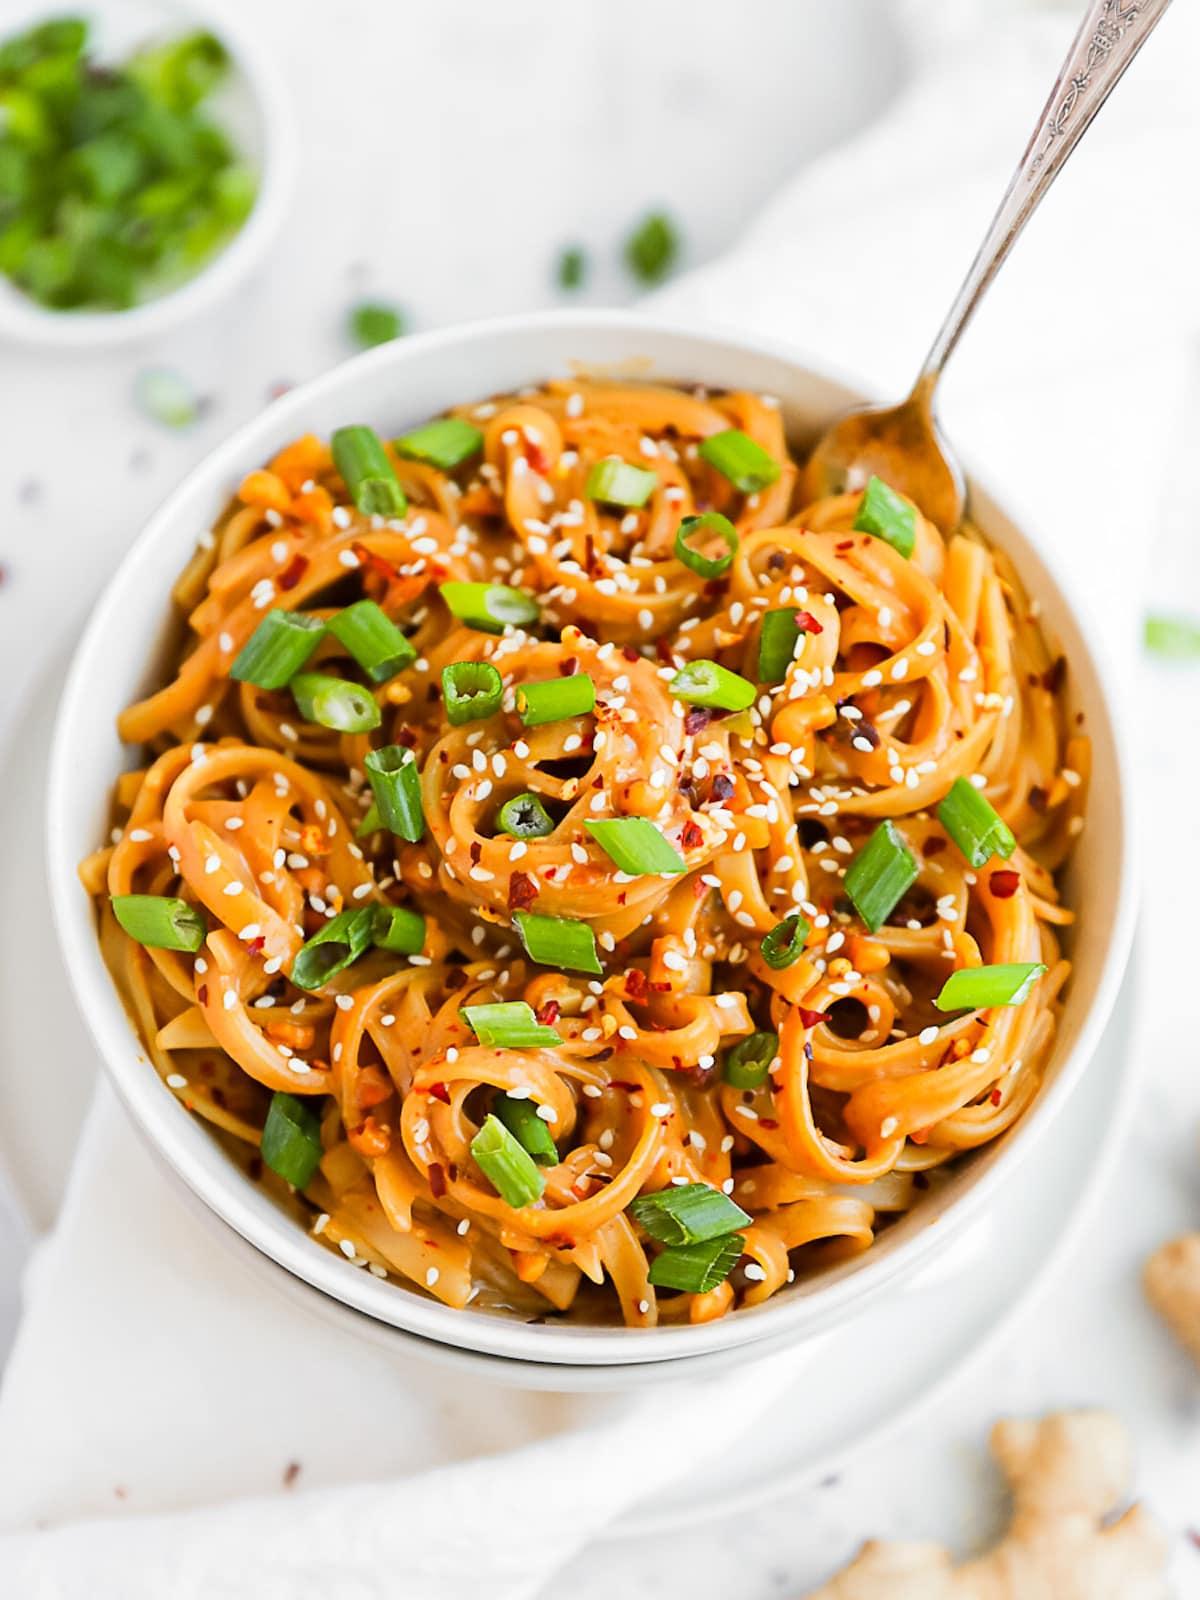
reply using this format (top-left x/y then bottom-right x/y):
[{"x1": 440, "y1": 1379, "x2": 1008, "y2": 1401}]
[{"x1": 4, "y1": 3, "x2": 1199, "y2": 1594}]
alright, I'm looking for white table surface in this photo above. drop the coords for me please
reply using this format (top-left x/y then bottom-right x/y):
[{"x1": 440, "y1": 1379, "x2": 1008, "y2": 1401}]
[{"x1": 2, "y1": 2, "x2": 1199, "y2": 1593}]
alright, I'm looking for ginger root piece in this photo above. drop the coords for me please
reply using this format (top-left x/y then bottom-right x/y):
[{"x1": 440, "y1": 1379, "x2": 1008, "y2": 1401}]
[
  {"x1": 1145, "y1": 1233, "x2": 1200, "y2": 1366},
  {"x1": 804, "y1": 1412, "x2": 1167, "y2": 1600}
]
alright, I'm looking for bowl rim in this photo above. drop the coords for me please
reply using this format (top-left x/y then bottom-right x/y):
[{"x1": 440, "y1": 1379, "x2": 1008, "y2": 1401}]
[
  {"x1": 0, "y1": 0, "x2": 296, "y2": 349},
  {"x1": 46, "y1": 307, "x2": 1139, "y2": 1366}
]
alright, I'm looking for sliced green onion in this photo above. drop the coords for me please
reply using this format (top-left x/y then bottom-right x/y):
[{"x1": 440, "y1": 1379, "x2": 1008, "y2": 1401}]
[
  {"x1": 134, "y1": 367, "x2": 199, "y2": 429},
  {"x1": 852, "y1": 475, "x2": 916, "y2": 559},
  {"x1": 364, "y1": 745, "x2": 425, "y2": 841},
  {"x1": 229, "y1": 609, "x2": 324, "y2": 689},
  {"x1": 395, "y1": 417, "x2": 483, "y2": 470},
  {"x1": 493, "y1": 1093, "x2": 559, "y2": 1166},
  {"x1": 290, "y1": 908, "x2": 376, "y2": 990},
  {"x1": 936, "y1": 777, "x2": 1016, "y2": 868},
  {"x1": 513, "y1": 910, "x2": 602, "y2": 976},
  {"x1": 629, "y1": 1183, "x2": 751, "y2": 1246},
  {"x1": 760, "y1": 912, "x2": 810, "y2": 970},
  {"x1": 517, "y1": 673, "x2": 595, "y2": 727},
  {"x1": 291, "y1": 672, "x2": 382, "y2": 734},
  {"x1": 439, "y1": 580, "x2": 539, "y2": 634},
  {"x1": 326, "y1": 600, "x2": 415, "y2": 684},
  {"x1": 757, "y1": 609, "x2": 801, "y2": 684},
  {"x1": 935, "y1": 962, "x2": 1047, "y2": 1012},
  {"x1": 460, "y1": 1001, "x2": 562, "y2": 1049},
  {"x1": 844, "y1": 821, "x2": 918, "y2": 934},
  {"x1": 669, "y1": 659, "x2": 756, "y2": 712},
  {"x1": 331, "y1": 424, "x2": 407, "y2": 518},
  {"x1": 441, "y1": 660, "x2": 503, "y2": 725},
  {"x1": 624, "y1": 211, "x2": 679, "y2": 285},
  {"x1": 470, "y1": 1113, "x2": 545, "y2": 1207},
  {"x1": 348, "y1": 301, "x2": 404, "y2": 349},
  {"x1": 371, "y1": 905, "x2": 425, "y2": 955},
  {"x1": 110, "y1": 893, "x2": 205, "y2": 952},
  {"x1": 356, "y1": 799, "x2": 382, "y2": 839},
  {"x1": 724, "y1": 1031, "x2": 779, "y2": 1089},
  {"x1": 1144, "y1": 615, "x2": 1200, "y2": 659},
  {"x1": 584, "y1": 817, "x2": 686, "y2": 876},
  {"x1": 648, "y1": 1233, "x2": 744, "y2": 1294},
  {"x1": 261, "y1": 1092, "x2": 323, "y2": 1189},
  {"x1": 698, "y1": 429, "x2": 781, "y2": 494},
  {"x1": 585, "y1": 458, "x2": 658, "y2": 508},
  {"x1": 674, "y1": 512, "x2": 738, "y2": 579},
  {"x1": 497, "y1": 792, "x2": 555, "y2": 839}
]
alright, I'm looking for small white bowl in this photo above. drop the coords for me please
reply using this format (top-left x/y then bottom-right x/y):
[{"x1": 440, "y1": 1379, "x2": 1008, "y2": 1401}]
[
  {"x1": 47, "y1": 310, "x2": 1137, "y2": 1373},
  {"x1": 0, "y1": 0, "x2": 295, "y2": 349}
]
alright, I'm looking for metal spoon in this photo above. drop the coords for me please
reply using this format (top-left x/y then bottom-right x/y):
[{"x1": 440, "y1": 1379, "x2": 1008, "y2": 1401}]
[{"x1": 806, "y1": 0, "x2": 1173, "y2": 533}]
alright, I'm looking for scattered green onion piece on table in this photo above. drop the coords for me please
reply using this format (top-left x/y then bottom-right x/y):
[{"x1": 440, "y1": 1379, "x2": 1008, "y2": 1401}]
[
  {"x1": 936, "y1": 777, "x2": 1016, "y2": 868},
  {"x1": 557, "y1": 245, "x2": 586, "y2": 289},
  {"x1": 698, "y1": 429, "x2": 781, "y2": 493},
  {"x1": 261, "y1": 1092, "x2": 323, "y2": 1189},
  {"x1": 673, "y1": 512, "x2": 738, "y2": 579},
  {"x1": 584, "y1": 817, "x2": 685, "y2": 876},
  {"x1": 497, "y1": 792, "x2": 555, "y2": 839},
  {"x1": 493, "y1": 1093, "x2": 559, "y2": 1166},
  {"x1": 669, "y1": 659, "x2": 756, "y2": 712},
  {"x1": 585, "y1": 458, "x2": 657, "y2": 508},
  {"x1": 724, "y1": 1031, "x2": 779, "y2": 1089},
  {"x1": 624, "y1": 211, "x2": 679, "y2": 285},
  {"x1": 348, "y1": 300, "x2": 404, "y2": 349},
  {"x1": 331, "y1": 424, "x2": 406, "y2": 518},
  {"x1": 290, "y1": 908, "x2": 376, "y2": 990},
  {"x1": 517, "y1": 673, "x2": 595, "y2": 727},
  {"x1": 229, "y1": 609, "x2": 324, "y2": 689},
  {"x1": 326, "y1": 600, "x2": 415, "y2": 683},
  {"x1": 470, "y1": 1113, "x2": 545, "y2": 1207},
  {"x1": 371, "y1": 905, "x2": 425, "y2": 956},
  {"x1": 460, "y1": 1001, "x2": 562, "y2": 1049},
  {"x1": 513, "y1": 910, "x2": 602, "y2": 976},
  {"x1": 439, "y1": 580, "x2": 539, "y2": 634},
  {"x1": 364, "y1": 745, "x2": 425, "y2": 841},
  {"x1": 1144, "y1": 615, "x2": 1200, "y2": 659},
  {"x1": 630, "y1": 1183, "x2": 751, "y2": 1246},
  {"x1": 395, "y1": 417, "x2": 483, "y2": 470},
  {"x1": 648, "y1": 1233, "x2": 744, "y2": 1294},
  {"x1": 441, "y1": 660, "x2": 504, "y2": 725},
  {"x1": 852, "y1": 475, "x2": 916, "y2": 559},
  {"x1": 844, "y1": 821, "x2": 918, "y2": 934},
  {"x1": 758, "y1": 608, "x2": 803, "y2": 684},
  {"x1": 935, "y1": 962, "x2": 1047, "y2": 1012},
  {"x1": 110, "y1": 893, "x2": 205, "y2": 952},
  {"x1": 760, "y1": 912, "x2": 810, "y2": 970},
  {"x1": 134, "y1": 367, "x2": 200, "y2": 428},
  {"x1": 291, "y1": 673, "x2": 381, "y2": 734}
]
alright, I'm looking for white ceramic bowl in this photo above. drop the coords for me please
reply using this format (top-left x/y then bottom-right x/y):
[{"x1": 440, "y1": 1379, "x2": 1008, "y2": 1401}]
[
  {"x1": 0, "y1": 0, "x2": 295, "y2": 348},
  {"x1": 47, "y1": 310, "x2": 1136, "y2": 1372}
]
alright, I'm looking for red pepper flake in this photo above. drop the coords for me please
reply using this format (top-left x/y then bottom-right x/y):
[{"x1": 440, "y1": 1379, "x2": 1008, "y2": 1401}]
[
  {"x1": 352, "y1": 541, "x2": 401, "y2": 583},
  {"x1": 196, "y1": 984, "x2": 208, "y2": 1005},
  {"x1": 621, "y1": 645, "x2": 640, "y2": 663},
  {"x1": 397, "y1": 726, "x2": 418, "y2": 748},
  {"x1": 277, "y1": 553, "x2": 309, "y2": 591},
  {"x1": 799, "y1": 1008, "x2": 828, "y2": 1029},
  {"x1": 283, "y1": 1461, "x2": 301, "y2": 1489},
  {"x1": 922, "y1": 836, "x2": 948, "y2": 857},
  {"x1": 650, "y1": 980, "x2": 671, "y2": 992},
  {"x1": 692, "y1": 876, "x2": 709, "y2": 900},
  {"x1": 535, "y1": 1000, "x2": 560, "y2": 1027},
  {"x1": 989, "y1": 1088, "x2": 1003, "y2": 1107},
  {"x1": 427, "y1": 1081, "x2": 450, "y2": 1104},
  {"x1": 795, "y1": 610, "x2": 823, "y2": 635},
  {"x1": 508, "y1": 870, "x2": 538, "y2": 910},
  {"x1": 624, "y1": 967, "x2": 649, "y2": 1002},
  {"x1": 758, "y1": 1117, "x2": 779, "y2": 1130},
  {"x1": 989, "y1": 869, "x2": 1021, "y2": 899},
  {"x1": 524, "y1": 439, "x2": 550, "y2": 476},
  {"x1": 428, "y1": 1162, "x2": 447, "y2": 1198},
  {"x1": 558, "y1": 656, "x2": 578, "y2": 678},
  {"x1": 469, "y1": 840, "x2": 482, "y2": 865},
  {"x1": 836, "y1": 539, "x2": 854, "y2": 553},
  {"x1": 247, "y1": 935, "x2": 266, "y2": 955},
  {"x1": 654, "y1": 636, "x2": 675, "y2": 664},
  {"x1": 684, "y1": 706, "x2": 711, "y2": 736},
  {"x1": 711, "y1": 772, "x2": 735, "y2": 802},
  {"x1": 680, "y1": 818, "x2": 704, "y2": 851}
]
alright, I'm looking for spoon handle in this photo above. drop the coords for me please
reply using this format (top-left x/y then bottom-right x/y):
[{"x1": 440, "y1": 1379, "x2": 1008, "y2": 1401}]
[{"x1": 918, "y1": 0, "x2": 1173, "y2": 386}]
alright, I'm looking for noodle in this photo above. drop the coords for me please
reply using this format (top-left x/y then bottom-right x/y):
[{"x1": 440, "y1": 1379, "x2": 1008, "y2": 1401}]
[{"x1": 81, "y1": 378, "x2": 1085, "y2": 1328}]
